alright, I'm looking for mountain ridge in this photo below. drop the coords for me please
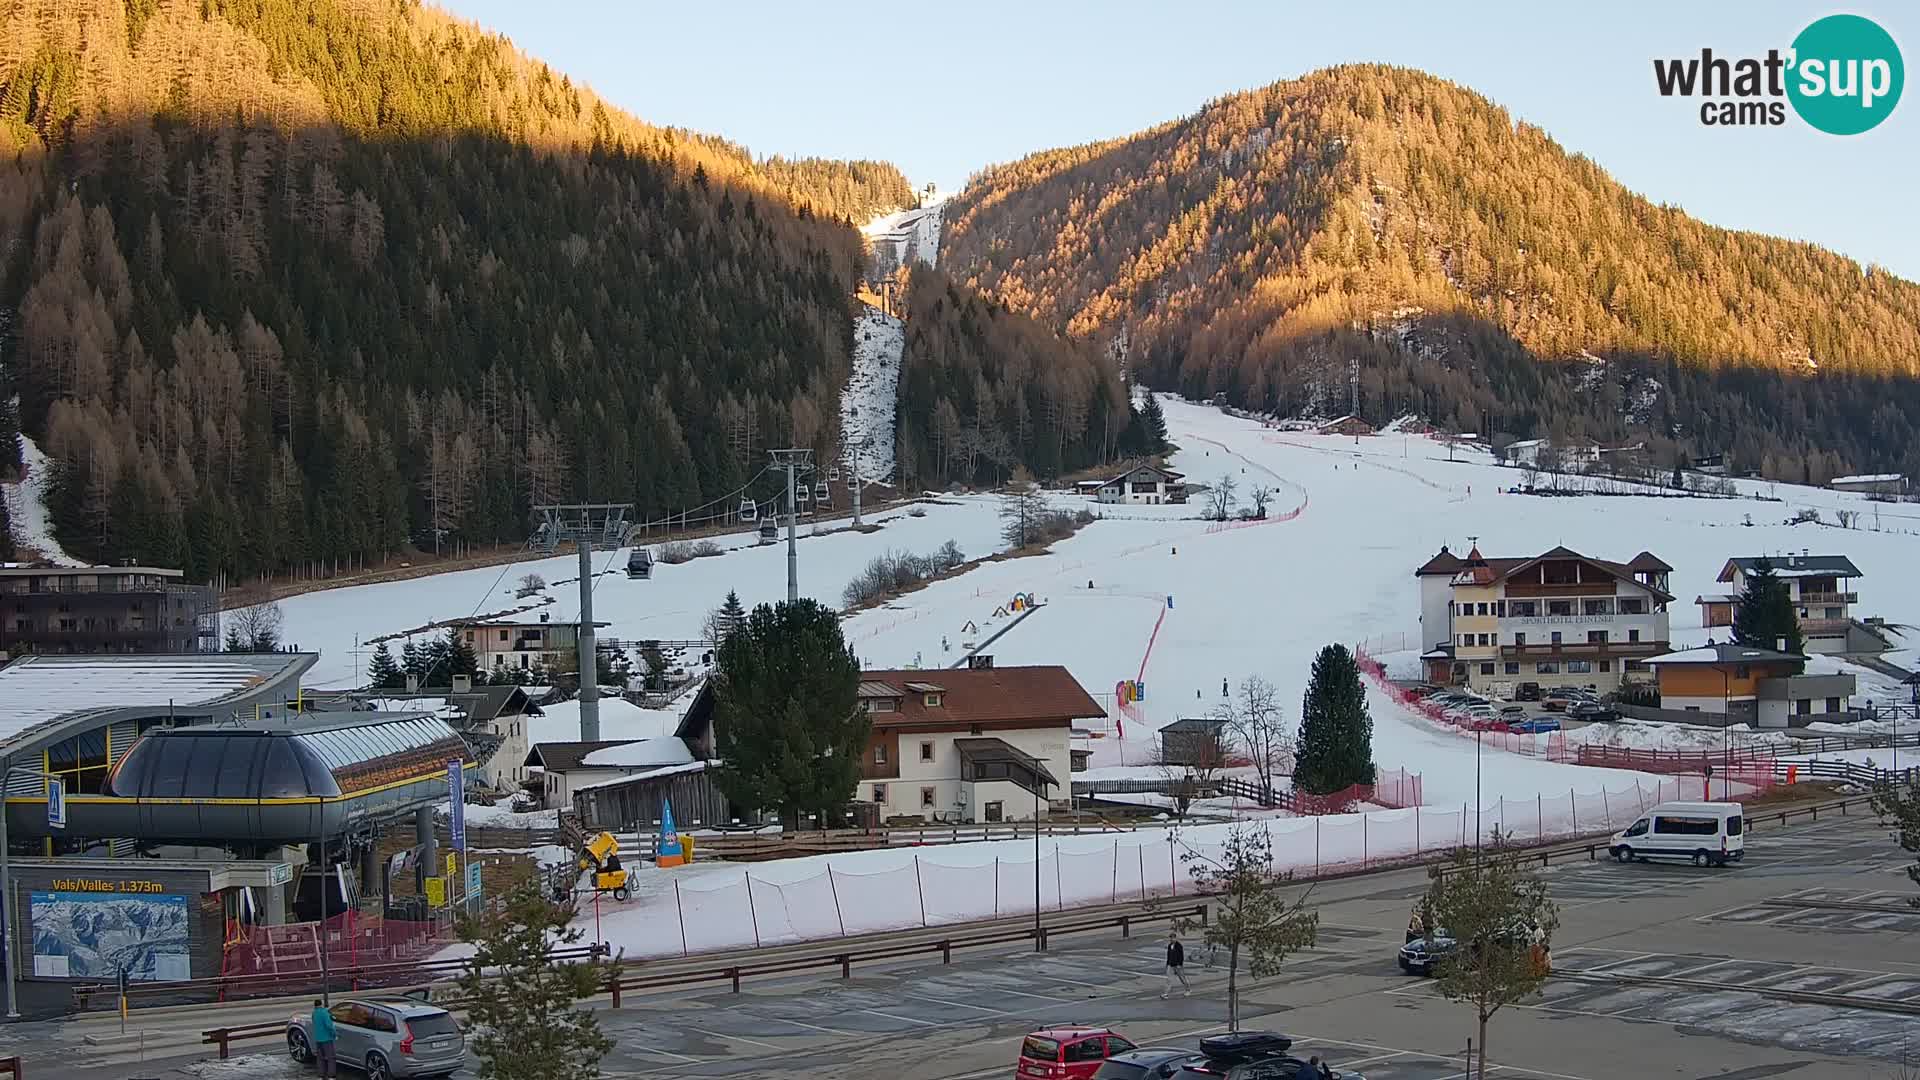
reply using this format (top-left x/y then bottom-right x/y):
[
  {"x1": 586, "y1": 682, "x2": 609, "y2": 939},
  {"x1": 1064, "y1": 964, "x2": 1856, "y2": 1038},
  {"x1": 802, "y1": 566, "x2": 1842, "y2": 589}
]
[{"x1": 941, "y1": 64, "x2": 1920, "y2": 479}]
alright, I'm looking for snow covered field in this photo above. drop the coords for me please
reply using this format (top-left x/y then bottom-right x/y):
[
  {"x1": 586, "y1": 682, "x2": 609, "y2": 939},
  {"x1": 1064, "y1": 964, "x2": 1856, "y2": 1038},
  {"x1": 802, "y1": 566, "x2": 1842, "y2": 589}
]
[{"x1": 841, "y1": 305, "x2": 903, "y2": 483}]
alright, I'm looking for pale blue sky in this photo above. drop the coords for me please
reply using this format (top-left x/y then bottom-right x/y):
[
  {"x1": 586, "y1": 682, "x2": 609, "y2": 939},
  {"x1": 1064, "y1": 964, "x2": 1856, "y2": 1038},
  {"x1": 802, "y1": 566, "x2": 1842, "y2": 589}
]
[{"x1": 442, "y1": 1, "x2": 1917, "y2": 278}]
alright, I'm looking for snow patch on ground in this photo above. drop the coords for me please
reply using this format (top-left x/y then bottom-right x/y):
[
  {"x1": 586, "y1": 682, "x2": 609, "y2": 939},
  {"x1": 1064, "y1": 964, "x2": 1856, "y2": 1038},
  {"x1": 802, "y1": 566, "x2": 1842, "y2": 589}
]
[
  {"x1": 1, "y1": 432, "x2": 85, "y2": 566},
  {"x1": 862, "y1": 192, "x2": 947, "y2": 269},
  {"x1": 841, "y1": 304, "x2": 903, "y2": 483}
]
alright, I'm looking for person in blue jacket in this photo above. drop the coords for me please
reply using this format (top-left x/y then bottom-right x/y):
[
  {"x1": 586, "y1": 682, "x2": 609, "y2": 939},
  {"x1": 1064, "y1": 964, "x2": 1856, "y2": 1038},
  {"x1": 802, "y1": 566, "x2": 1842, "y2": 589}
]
[{"x1": 311, "y1": 999, "x2": 337, "y2": 1077}]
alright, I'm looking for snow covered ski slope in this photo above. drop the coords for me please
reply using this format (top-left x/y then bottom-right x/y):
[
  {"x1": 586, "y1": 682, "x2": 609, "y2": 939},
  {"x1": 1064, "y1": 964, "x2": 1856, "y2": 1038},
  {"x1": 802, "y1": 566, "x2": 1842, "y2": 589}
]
[
  {"x1": 840, "y1": 304, "x2": 903, "y2": 483},
  {"x1": 1, "y1": 432, "x2": 86, "y2": 566}
]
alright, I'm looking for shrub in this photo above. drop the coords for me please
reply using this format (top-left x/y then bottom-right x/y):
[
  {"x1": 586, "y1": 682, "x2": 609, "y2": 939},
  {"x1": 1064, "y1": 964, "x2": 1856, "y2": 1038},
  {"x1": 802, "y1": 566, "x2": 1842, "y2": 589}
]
[
  {"x1": 841, "y1": 541, "x2": 964, "y2": 607},
  {"x1": 657, "y1": 539, "x2": 724, "y2": 564}
]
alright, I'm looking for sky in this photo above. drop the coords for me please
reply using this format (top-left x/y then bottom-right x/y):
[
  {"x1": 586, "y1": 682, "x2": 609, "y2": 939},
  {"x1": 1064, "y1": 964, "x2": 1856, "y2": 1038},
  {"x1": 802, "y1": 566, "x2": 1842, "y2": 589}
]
[{"x1": 440, "y1": 1, "x2": 1918, "y2": 279}]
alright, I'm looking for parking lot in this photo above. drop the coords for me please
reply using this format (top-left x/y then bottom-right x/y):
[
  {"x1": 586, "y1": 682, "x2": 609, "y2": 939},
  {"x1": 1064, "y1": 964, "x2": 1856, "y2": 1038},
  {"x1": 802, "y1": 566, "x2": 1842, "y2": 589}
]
[{"x1": 28, "y1": 811, "x2": 1918, "y2": 1079}]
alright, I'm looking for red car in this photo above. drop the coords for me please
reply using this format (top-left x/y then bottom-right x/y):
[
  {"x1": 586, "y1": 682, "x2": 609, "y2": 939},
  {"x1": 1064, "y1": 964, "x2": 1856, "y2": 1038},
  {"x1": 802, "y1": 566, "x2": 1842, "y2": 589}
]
[{"x1": 1016, "y1": 1027, "x2": 1138, "y2": 1079}]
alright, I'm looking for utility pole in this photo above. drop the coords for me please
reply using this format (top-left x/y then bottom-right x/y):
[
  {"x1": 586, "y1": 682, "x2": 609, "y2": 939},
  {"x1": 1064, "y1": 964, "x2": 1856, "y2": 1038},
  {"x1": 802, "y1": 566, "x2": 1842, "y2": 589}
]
[
  {"x1": 849, "y1": 442, "x2": 864, "y2": 528},
  {"x1": 768, "y1": 450, "x2": 814, "y2": 603},
  {"x1": 534, "y1": 503, "x2": 632, "y2": 741}
]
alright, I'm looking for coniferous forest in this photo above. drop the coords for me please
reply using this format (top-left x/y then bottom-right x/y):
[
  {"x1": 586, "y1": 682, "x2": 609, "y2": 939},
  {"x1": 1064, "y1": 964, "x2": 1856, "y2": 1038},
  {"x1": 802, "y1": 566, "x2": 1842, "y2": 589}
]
[
  {"x1": 942, "y1": 65, "x2": 1920, "y2": 481},
  {"x1": 0, "y1": 0, "x2": 914, "y2": 577}
]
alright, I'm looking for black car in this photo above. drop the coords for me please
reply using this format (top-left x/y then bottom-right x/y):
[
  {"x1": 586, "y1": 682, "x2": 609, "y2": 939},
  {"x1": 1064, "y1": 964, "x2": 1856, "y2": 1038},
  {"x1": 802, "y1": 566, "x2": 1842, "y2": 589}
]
[
  {"x1": 1513, "y1": 682, "x2": 1542, "y2": 701},
  {"x1": 1567, "y1": 701, "x2": 1619, "y2": 722},
  {"x1": 1399, "y1": 923, "x2": 1547, "y2": 977},
  {"x1": 1169, "y1": 1033, "x2": 1300, "y2": 1080},
  {"x1": 1095, "y1": 1048, "x2": 1207, "y2": 1080}
]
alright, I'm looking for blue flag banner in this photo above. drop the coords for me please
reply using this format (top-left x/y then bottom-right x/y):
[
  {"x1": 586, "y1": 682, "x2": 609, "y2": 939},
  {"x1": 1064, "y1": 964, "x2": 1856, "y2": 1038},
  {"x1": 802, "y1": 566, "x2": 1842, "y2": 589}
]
[
  {"x1": 657, "y1": 799, "x2": 683, "y2": 859},
  {"x1": 448, "y1": 759, "x2": 466, "y2": 851}
]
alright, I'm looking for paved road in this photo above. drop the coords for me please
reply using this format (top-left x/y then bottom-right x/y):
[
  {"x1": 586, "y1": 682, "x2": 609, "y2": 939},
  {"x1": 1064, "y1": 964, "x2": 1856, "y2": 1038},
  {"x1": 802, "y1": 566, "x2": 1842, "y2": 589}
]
[{"x1": 17, "y1": 812, "x2": 1917, "y2": 1079}]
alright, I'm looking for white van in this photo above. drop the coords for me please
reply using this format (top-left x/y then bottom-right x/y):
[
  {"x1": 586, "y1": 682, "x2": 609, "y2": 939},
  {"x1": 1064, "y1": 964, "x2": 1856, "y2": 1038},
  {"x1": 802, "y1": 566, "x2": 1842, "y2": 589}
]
[{"x1": 1609, "y1": 801, "x2": 1744, "y2": 867}]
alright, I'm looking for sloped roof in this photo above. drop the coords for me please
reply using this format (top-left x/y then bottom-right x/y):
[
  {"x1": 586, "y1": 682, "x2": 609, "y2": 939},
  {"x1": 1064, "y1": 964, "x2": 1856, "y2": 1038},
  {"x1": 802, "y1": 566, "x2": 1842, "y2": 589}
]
[
  {"x1": 1414, "y1": 546, "x2": 1466, "y2": 577},
  {"x1": 1646, "y1": 643, "x2": 1804, "y2": 666},
  {"x1": 953, "y1": 736, "x2": 1058, "y2": 786},
  {"x1": 860, "y1": 665, "x2": 1105, "y2": 728},
  {"x1": 1451, "y1": 546, "x2": 1675, "y2": 602},
  {"x1": 524, "y1": 740, "x2": 637, "y2": 771},
  {"x1": 1626, "y1": 551, "x2": 1673, "y2": 572},
  {"x1": 580, "y1": 736, "x2": 695, "y2": 769},
  {"x1": 1102, "y1": 465, "x2": 1184, "y2": 485},
  {"x1": 0, "y1": 653, "x2": 315, "y2": 755},
  {"x1": 1717, "y1": 555, "x2": 1863, "y2": 582}
]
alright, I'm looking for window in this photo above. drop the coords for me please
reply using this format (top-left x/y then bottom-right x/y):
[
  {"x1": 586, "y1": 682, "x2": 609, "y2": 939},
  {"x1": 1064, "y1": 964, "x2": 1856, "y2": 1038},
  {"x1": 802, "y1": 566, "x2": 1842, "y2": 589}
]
[
  {"x1": 367, "y1": 1009, "x2": 399, "y2": 1034},
  {"x1": 1514, "y1": 632, "x2": 1527, "y2": 646},
  {"x1": 1476, "y1": 603, "x2": 1489, "y2": 616},
  {"x1": 1504, "y1": 662, "x2": 1520, "y2": 675},
  {"x1": 1628, "y1": 629, "x2": 1641, "y2": 643},
  {"x1": 924, "y1": 693, "x2": 943, "y2": 707},
  {"x1": 1460, "y1": 634, "x2": 1471, "y2": 647},
  {"x1": 1567, "y1": 660, "x2": 1592, "y2": 674},
  {"x1": 919, "y1": 741, "x2": 934, "y2": 762},
  {"x1": 1536, "y1": 662, "x2": 1560, "y2": 674},
  {"x1": 1064, "y1": 1039, "x2": 1106, "y2": 1064},
  {"x1": 1796, "y1": 698, "x2": 1812, "y2": 716},
  {"x1": 1619, "y1": 597, "x2": 1647, "y2": 614},
  {"x1": 1728, "y1": 815, "x2": 1743, "y2": 836},
  {"x1": 984, "y1": 801, "x2": 1004, "y2": 823},
  {"x1": 866, "y1": 698, "x2": 896, "y2": 713},
  {"x1": 1550, "y1": 631, "x2": 1563, "y2": 645},
  {"x1": 464, "y1": 630, "x2": 475, "y2": 643},
  {"x1": 498, "y1": 629, "x2": 509, "y2": 642},
  {"x1": 1477, "y1": 633, "x2": 1490, "y2": 647},
  {"x1": 1459, "y1": 603, "x2": 1471, "y2": 616},
  {"x1": 1510, "y1": 600, "x2": 1538, "y2": 617},
  {"x1": 1824, "y1": 607, "x2": 1842, "y2": 619},
  {"x1": 1599, "y1": 660, "x2": 1612, "y2": 672},
  {"x1": 920, "y1": 786, "x2": 937, "y2": 808},
  {"x1": 1653, "y1": 815, "x2": 1720, "y2": 836},
  {"x1": 873, "y1": 744, "x2": 888, "y2": 765},
  {"x1": 1825, "y1": 697, "x2": 1841, "y2": 713},
  {"x1": 1583, "y1": 599, "x2": 1612, "y2": 615},
  {"x1": 1494, "y1": 601, "x2": 1507, "y2": 617},
  {"x1": 1623, "y1": 818, "x2": 1649, "y2": 837},
  {"x1": 1106, "y1": 1037, "x2": 1136, "y2": 1055},
  {"x1": 872, "y1": 783, "x2": 887, "y2": 802},
  {"x1": 1548, "y1": 600, "x2": 1573, "y2": 616},
  {"x1": 1480, "y1": 663, "x2": 1495, "y2": 675}
]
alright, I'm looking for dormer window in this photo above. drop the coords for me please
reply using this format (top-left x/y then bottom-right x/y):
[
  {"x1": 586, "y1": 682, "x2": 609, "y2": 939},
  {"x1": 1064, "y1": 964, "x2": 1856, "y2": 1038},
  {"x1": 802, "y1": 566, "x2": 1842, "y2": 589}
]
[{"x1": 924, "y1": 693, "x2": 943, "y2": 708}]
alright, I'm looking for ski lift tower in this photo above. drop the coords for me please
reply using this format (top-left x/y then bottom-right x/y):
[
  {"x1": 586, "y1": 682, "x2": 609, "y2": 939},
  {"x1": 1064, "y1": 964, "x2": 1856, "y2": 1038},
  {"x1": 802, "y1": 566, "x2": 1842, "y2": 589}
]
[
  {"x1": 766, "y1": 449, "x2": 814, "y2": 602},
  {"x1": 534, "y1": 502, "x2": 632, "y2": 741}
]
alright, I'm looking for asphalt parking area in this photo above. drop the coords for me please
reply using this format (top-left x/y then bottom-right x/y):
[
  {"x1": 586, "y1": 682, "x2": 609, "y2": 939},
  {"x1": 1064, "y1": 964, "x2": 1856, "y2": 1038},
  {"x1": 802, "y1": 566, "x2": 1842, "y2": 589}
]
[
  {"x1": 1384, "y1": 946, "x2": 1920, "y2": 1064},
  {"x1": 1701, "y1": 885, "x2": 1920, "y2": 933}
]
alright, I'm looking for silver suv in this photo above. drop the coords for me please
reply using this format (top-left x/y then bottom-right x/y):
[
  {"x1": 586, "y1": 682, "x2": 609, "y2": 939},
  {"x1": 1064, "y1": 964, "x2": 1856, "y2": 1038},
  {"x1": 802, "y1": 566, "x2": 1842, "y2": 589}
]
[{"x1": 288, "y1": 997, "x2": 465, "y2": 1079}]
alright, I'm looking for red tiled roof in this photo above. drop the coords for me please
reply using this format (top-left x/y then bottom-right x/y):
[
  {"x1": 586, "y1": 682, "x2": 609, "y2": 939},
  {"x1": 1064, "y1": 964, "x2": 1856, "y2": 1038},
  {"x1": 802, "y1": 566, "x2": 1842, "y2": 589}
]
[{"x1": 861, "y1": 665, "x2": 1106, "y2": 728}]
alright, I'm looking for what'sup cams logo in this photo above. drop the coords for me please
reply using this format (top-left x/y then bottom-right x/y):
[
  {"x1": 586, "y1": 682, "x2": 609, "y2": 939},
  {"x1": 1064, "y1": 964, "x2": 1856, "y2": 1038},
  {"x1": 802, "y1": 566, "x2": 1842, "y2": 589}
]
[{"x1": 1654, "y1": 13, "x2": 1903, "y2": 134}]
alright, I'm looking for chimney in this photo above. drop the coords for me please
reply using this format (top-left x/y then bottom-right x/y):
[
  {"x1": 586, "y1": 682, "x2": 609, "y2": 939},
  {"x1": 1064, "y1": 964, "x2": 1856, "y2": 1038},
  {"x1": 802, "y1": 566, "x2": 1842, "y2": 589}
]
[
  {"x1": 1775, "y1": 637, "x2": 1786, "y2": 653},
  {"x1": 452, "y1": 674, "x2": 472, "y2": 694},
  {"x1": 405, "y1": 673, "x2": 420, "y2": 693}
]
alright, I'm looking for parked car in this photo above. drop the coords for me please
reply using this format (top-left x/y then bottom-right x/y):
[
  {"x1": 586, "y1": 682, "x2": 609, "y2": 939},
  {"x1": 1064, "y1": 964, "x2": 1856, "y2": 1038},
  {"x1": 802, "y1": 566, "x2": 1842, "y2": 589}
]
[
  {"x1": 1399, "y1": 924, "x2": 1550, "y2": 978},
  {"x1": 1540, "y1": 690, "x2": 1589, "y2": 712},
  {"x1": 1094, "y1": 1048, "x2": 1207, "y2": 1080},
  {"x1": 1166, "y1": 1033, "x2": 1300, "y2": 1080},
  {"x1": 288, "y1": 998, "x2": 465, "y2": 1079},
  {"x1": 1513, "y1": 682, "x2": 1542, "y2": 701},
  {"x1": 1019, "y1": 1027, "x2": 1138, "y2": 1079},
  {"x1": 1497, "y1": 704, "x2": 1528, "y2": 719},
  {"x1": 1567, "y1": 701, "x2": 1619, "y2": 722},
  {"x1": 1508, "y1": 716, "x2": 1562, "y2": 734}
]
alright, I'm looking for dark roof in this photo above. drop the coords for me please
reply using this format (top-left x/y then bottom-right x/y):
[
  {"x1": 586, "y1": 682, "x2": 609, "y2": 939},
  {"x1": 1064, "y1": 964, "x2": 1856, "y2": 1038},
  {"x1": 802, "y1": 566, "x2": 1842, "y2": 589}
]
[
  {"x1": 1161, "y1": 717, "x2": 1228, "y2": 734},
  {"x1": 1647, "y1": 643, "x2": 1806, "y2": 666},
  {"x1": 1452, "y1": 546, "x2": 1677, "y2": 603},
  {"x1": 953, "y1": 736, "x2": 1059, "y2": 786},
  {"x1": 366, "y1": 685, "x2": 542, "y2": 723},
  {"x1": 1718, "y1": 555, "x2": 1863, "y2": 582},
  {"x1": 1626, "y1": 551, "x2": 1673, "y2": 573},
  {"x1": 1103, "y1": 465, "x2": 1185, "y2": 485},
  {"x1": 858, "y1": 665, "x2": 1106, "y2": 728},
  {"x1": 1414, "y1": 546, "x2": 1466, "y2": 577},
  {"x1": 525, "y1": 740, "x2": 637, "y2": 771}
]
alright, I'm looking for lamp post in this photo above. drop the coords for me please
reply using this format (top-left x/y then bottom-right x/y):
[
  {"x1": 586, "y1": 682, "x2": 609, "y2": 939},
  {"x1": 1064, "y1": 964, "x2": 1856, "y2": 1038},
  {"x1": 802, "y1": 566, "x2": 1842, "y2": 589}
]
[
  {"x1": 1722, "y1": 665, "x2": 1731, "y2": 802},
  {"x1": 1033, "y1": 776, "x2": 1044, "y2": 951},
  {"x1": 1474, "y1": 728, "x2": 1483, "y2": 855},
  {"x1": 1, "y1": 760, "x2": 62, "y2": 1020}
]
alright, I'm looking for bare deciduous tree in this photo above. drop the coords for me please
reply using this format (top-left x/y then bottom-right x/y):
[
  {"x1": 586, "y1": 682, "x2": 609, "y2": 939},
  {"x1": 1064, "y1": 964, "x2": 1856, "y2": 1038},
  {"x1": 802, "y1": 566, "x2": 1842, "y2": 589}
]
[
  {"x1": 1248, "y1": 484, "x2": 1274, "y2": 519},
  {"x1": 223, "y1": 600, "x2": 283, "y2": 652},
  {"x1": 1207, "y1": 473, "x2": 1238, "y2": 521},
  {"x1": 1218, "y1": 676, "x2": 1291, "y2": 798}
]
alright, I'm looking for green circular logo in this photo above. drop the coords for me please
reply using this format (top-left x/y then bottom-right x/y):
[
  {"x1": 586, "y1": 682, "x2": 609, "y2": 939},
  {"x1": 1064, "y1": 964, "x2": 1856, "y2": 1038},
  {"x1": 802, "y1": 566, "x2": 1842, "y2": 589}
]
[{"x1": 1787, "y1": 14, "x2": 1904, "y2": 135}]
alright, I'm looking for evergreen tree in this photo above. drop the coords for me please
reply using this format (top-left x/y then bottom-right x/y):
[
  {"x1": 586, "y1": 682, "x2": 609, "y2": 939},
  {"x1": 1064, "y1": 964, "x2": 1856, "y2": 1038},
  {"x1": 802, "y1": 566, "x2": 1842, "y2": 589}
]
[
  {"x1": 453, "y1": 879, "x2": 614, "y2": 1080},
  {"x1": 443, "y1": 626, "x2": 480, "y2": 682},
  {"x1": 1731, "y1": 558, "x2": 1805, "y2": 658},
  {"x1": 223, "y1": 626, "x2": 247, "y2": 653},
  {"x1": 711, "y1": 598, "x2": 866, "y2": 828},
  {"x1": 1139, "y1": 394, "x2": 1169, "y2": 453},
  {"x1": 401, "y1": 639, "x2": 426, "y2": 685},
  {"x1": 718, "y1": 590, "x2": 746, "y2": 641},
  {"x1": 1295, "y1": 643, "x2": 1377, "y2": 794},
  {"x1": 367, "y1": 642, "x2": 403, "y2": 689}
]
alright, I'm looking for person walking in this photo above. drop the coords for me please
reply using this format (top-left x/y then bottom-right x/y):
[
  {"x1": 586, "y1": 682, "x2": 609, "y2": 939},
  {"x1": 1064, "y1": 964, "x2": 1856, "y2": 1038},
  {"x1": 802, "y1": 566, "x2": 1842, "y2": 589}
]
[
  {"x1": 1161, "y1": 929, "x2": 1191, "y2": 998},
  {"x1": 311, "y1": 999, "x2": 338, "y2": 1078}
]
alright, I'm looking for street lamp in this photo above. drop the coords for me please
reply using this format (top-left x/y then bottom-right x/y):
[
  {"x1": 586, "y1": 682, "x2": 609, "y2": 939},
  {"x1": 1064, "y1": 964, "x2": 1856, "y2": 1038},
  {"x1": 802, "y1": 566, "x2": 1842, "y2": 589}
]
[
  {"x1": 1034, "y1": 774, "x2": 1045, "y2": 951},
  {"x1": 1474, "y1": 727, "x2": 1483, "y2": 855},
  {"x1": 1, "y1": 759, "x2": 62, "y2": 1020}
]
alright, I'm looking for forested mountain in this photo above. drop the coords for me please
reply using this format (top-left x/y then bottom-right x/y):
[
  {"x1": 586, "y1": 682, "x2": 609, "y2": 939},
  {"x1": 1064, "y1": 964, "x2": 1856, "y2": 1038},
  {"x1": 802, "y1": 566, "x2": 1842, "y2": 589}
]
[
  {"x1": 0, "y1": 0, "x2": 907, "y2": 579},
  {"x1": 894, "y1": 265, "x2": 1129, "y2": 488},
  {"x1": 942, "y1": 65, "x2": 1920, "y2": 481}
]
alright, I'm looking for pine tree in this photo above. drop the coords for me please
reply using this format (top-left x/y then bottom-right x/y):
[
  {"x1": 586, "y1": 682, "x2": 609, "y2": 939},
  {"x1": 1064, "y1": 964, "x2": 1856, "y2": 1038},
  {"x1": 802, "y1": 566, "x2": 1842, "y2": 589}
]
[
  {"x1": 441, "y1": 626, "x2": 479, "y2": 683},
  {"x1": 453, "y1": 878, "x2": 614, "y2": 1079},
  {"x1": 367, "y1": 642, "x2": 403, "y2": 689},
  {"x1": 711, "y1": 598, "x2": 866, "y2": 828},
  {"x1": 717, "y1": 590, "x2": 746, "y2": 641},
  {"x1": 401, "y1": 639, "x2": 426, "y2": 685},
  {"x1": 1295, "y1": 643, "x2": 1377, "y2": 795},
  {"x1": 1139, "y1": 394, "x2": 1169, "y2": 453},
  {"x1": 1731, "y1": 558, "x2": 1805, "y2": 658}
]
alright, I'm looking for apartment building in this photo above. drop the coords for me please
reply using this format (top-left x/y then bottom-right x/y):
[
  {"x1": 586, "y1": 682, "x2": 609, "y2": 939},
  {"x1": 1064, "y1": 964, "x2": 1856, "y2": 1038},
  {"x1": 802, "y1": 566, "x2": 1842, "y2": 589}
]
[{"x1": 1417, "y1": 545, "x2": 1672, "y2": 695}]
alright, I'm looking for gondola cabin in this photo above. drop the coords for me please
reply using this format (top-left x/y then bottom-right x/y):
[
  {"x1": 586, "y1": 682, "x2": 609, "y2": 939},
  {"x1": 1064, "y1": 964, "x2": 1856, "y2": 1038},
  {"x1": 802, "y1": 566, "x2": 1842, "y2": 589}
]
[
  {"x1": 758, "y1": 520, "x2": 779, "y2": 543},
  {"x1": 626, "y1": 548, "x2": 654, "y2": 579}
]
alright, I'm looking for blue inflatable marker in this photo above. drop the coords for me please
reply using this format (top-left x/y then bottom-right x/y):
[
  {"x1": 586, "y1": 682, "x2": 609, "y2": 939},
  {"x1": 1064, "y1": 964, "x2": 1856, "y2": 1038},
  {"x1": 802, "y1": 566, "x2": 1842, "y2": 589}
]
[
  {"x1": 657, "y1": 799, "x2": 683, "y2": 861},
  {"x1": 1167, "y1": 595, "x2": 1174, "y2": 609}
]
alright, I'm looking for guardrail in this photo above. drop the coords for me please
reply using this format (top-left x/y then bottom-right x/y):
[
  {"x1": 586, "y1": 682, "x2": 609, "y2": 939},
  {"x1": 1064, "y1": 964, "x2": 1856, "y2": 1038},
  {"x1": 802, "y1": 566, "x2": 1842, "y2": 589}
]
[
  {"x1": 600, "y1": 903, "x2": 1209, "y2": 1005},
  {"x1": 1776, "y1": 758, "x2": 1918, "y2": 788},
  {"x1": 79, "y1": 945, "x2": 608, "y2": 1015},
  {"x1": 1433, "y1": 793, "x2": 1880, "y2": 877}
]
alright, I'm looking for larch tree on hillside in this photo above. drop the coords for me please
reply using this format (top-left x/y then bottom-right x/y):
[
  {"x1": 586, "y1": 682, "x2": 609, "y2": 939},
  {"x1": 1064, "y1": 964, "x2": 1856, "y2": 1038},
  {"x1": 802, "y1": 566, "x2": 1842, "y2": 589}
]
[
  {"x1": 711, "y1": 599, "x2": 866, "y2": 828},
  {"x1": 1295, "y1": 644, "x2": 1376, "y2": 795}
]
